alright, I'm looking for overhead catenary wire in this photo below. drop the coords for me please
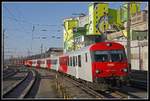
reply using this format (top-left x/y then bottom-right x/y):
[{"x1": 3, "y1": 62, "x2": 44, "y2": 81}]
[{"x1": 3, "y1": 5, "x2": 64, "y2": 58}]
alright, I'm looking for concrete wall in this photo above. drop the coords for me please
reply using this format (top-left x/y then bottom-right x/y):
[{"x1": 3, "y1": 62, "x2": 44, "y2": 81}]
[{"x1": 117, "y1": 39, "x2": 148, "y2": 71}]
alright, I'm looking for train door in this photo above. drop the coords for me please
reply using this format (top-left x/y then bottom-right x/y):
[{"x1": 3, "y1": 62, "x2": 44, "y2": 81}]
[
  {"x1": 36, "y1": 60, "x2": 41, "y2": 69},
  {"x1": 46, "y1": 59, "x2": 51, "y2": 70}
]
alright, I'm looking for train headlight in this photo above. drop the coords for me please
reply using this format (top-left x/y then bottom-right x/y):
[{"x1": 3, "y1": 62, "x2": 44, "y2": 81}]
[
  {"x1": 106, "y1": 43, "x2": 112, "y2": 47},
  {"x1": 123, "y1": 68, "x2": 128, "y2": 72},
  {"x1": 96, "y1": 69, "x2": 100, "y2": 74}
]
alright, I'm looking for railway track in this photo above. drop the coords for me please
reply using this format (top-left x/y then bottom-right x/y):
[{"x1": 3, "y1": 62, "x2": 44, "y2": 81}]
[
  {"x1": 56, "y1": 73, "x2": 142, "y2": 99},
  {"x1": 56, "y1": 73, "x2": 106, "y2": 98},
  {"x1": 110, "y1": 86, "x2": 145, "y2": 99},
  {"x1": 3, "y1": 68, "x2": 18, "y2": 79},
  {"x1": 3, "y1": 69, "x2": 36, "y2": 99},
  {"x1": 129, "y1": 79, "x2": 147, "y2": 90}
]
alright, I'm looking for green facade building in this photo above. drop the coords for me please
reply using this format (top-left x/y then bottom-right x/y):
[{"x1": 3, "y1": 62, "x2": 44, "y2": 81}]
[{"x1": 120, "y1": 3, "x2": 141, "y2": 23}]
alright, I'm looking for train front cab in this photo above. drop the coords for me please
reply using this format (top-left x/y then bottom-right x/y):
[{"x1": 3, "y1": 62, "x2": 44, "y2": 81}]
[{"x1": 90, "y1": 42, "x2": 129, "y2": 87}]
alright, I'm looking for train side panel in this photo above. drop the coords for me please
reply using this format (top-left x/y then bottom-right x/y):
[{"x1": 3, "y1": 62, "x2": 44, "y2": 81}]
[
  {"x1": 66, "y1": 53, "x2": 77, "y2": 77},
  {"x1": 40, "y1": 58, "x2": 47, "y2": 68},
  {"x1": 32, "y1": 59, "x2": 37, "y2": 67},
  {"x1": 77, "y1": 50, "x2": 93, "y2": 82},
  {"x1": 50, "y1": 57, "x2": 59, "y2": 71}
]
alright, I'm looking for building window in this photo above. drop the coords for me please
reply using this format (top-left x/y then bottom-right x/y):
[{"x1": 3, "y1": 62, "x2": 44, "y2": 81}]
[
  {"x1": 137, "y1": 17, "x2": 141, "y2": 21},
  {"x1": 96, "y1": 11, "x2": 98, "y2": 14},
  {"x1": 104, "y1": 25, "x2": 106, "y2": 28},
  {"x1": 90, "y1": 21, "x2": 92, "y2": 24},
  {"x1": 96, "y1": 16, "x2": 98, "y2": 19}
]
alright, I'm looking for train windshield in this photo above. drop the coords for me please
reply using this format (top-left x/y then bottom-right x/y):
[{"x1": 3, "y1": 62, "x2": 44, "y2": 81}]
[{"x1": 93, "y1": 50, "x2": 126, "y2": 62}]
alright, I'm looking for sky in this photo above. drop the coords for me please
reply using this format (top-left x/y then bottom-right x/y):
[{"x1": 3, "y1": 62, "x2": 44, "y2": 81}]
[{"x1": 2, "y1": 2, "x2": 148, "y2": 59}]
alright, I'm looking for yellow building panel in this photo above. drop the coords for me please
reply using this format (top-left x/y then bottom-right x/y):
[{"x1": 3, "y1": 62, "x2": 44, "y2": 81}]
[
  {"x1": 64, "y1": 29, "x2": 73, "y2": 42},
  {"x1": 88, "y1": 3, "x2": 109, "y2": 35}
]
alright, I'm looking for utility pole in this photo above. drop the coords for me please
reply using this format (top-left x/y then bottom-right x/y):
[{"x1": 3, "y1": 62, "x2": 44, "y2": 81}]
[
  {"x1": 27, "y1": 49, "x2": 30, "y2": 57},
  {"x1": 73, "y1": 28, "x2": 76, "y2": 51},
  {"x1": 41, "y1": 43, "x2": 43, "y2": 58},
  {"x1": 127, "y1": 3, "x2": 131, "y2": 70},
  {"x1": 31, "y1": 25, "x2": 35, "y2": 55}
]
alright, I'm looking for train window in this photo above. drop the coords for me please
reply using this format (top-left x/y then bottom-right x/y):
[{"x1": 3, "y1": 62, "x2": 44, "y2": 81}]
[
  {"x1": 76, "y1": 56, "x2": 78, "y2": 66},
  {"x1": 51, "y1": 59, "x2": 57, "y2": 64},
  {"x1": 85, "y1": 53, "x2": 88, "y2": 62},
  {"x1": 78, "y1": 55, "x2": 81, "y2": 67},
  {"x1": 95, "y1": 54, "x2": 109, "y2": 62},
  {"x1": 110, "y1": 50, "x2": 125, "y2": 62},
  {"x1": 68, "y1": 57, "x2": 69, "y2": 66},
  {"x1": 47, "y1": 60, "x2": 51, "y2": 64},
  {"x1": 69, "y1": 57, "x2": 71, "y2": 66},
  {"x1": 73, "y1": 56, "x2": 75, "y2": 66},
  {"x1": 70, "y1": 57, "x2": 72, "y2": 66},
  {"x1": 93, "y1": 50, "x2": 126, "y2": 62},
  {"x1": 37, "y1": 60, "x2": 40, "y2": 64}
]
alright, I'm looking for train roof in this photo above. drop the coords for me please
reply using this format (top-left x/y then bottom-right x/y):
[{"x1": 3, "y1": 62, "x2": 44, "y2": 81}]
[
  {"x1": 89, "y1": 41, "x2": 124, "y2": 51},
  {"x1": 61, "y1": 41, "x2": 124, "y2": 56}
]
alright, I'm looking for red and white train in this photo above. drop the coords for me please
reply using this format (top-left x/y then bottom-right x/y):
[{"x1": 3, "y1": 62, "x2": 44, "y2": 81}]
[{"x1": 24, "y1": 42, "x2": 129, "y2": 88}]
